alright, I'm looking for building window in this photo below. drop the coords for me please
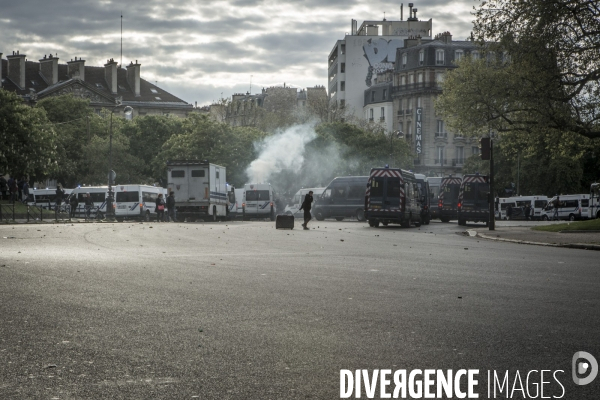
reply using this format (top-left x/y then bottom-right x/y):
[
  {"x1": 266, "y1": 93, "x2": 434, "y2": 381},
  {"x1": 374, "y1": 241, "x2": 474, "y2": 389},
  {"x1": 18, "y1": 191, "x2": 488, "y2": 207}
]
[
  {"x1": 417, "y1": 72, "x2": 423, "y2": 83},
  {"x1": 401, "y1": 75, "x2": 406, "y2": 85},
  {"x1": 437, "y1": 146, "x2": 445, "y2": 164},
  {"x1": 417, "y1": 97, "x2": 422, "y2": 108},
  {"x1": 471, "y1": 50, "x2": 479, "y2": 60},
  {"x1": 369, "y1": 108, "x2": 374, "y2": 121},
  {"x1": 407, "y1": 121, "x2": 413, "y2": 137},
  {"x1": 472, "y1": 146, "x2": 480, "y2": 156},
  {"x1": 383, "y1": 89, "x2": 387, "y2": 100},
  {"x1": 408, "y1": 74, "x2": 414, "y2": 84},
  {"x1": 436, "y1": 120, "x2": 445, "y2": 137},
  {"x1": 371, "y1": 91, "x2": 375, "y2": 102},
  {"x1": 398, "y1": 122, "x2": 403, "y2": 134},
  {"x1": 380, "y1": 107, "x2": 385, "y2": 121},
  {"x1": 340, "y1": 63, "x2": 345, "y2": 73},
  {"x1": 150, "y1": 88, "x2": 159, "y2": 94},
  {"x1": 341, "y1": 44, "x2": 346, "y2": 54},
  {"x1": 406, "y1": 97, "x2": 412, "y2": 112},
  {"x1": 340, "y1": 81, "x2": 345, "y2": 91},
  {"x1": 436, "y1": 49, "x2": 445, "y2": 65},
  {"x1": 419, "y1": 50, "x2": 424, "y2": 65},
  {"x1": 402, "y1": 53, "x2": 407, "y2": 68},
  {"x1": 340, "y1": 100, "x2": 345, "y2": 108},
  {"x1": 456, "y1": 147, "x2": 464, "y2": 164},
  {"x1": 455, "y1": 50, "x2": 464, "y2": 62}
]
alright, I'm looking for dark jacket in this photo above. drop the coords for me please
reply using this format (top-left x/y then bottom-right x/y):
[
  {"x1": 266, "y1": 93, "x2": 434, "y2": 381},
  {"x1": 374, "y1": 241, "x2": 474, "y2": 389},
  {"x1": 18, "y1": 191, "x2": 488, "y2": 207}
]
[
  {"x1": 299, "y1": 194, "x2": 313, "y2": 212},
  {"x1": 56, "y1": 188, "x2": 64, "y2": 204},
  {"x1": 166, "y1": 195, "x2": 175, "y2": 209}
]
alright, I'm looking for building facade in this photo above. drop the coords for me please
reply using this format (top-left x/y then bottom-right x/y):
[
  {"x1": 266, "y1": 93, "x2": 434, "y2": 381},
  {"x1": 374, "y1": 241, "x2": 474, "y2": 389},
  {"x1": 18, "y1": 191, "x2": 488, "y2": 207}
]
[
  {"x1": 390, "y1": 32, "x2": 480, "y2": 176},
  {"x1": 1, "y1": 51, "x2": 192, "y2": 117},
  {"x1": 328, "y1": 4, "x2": 432, "y2": 120}
]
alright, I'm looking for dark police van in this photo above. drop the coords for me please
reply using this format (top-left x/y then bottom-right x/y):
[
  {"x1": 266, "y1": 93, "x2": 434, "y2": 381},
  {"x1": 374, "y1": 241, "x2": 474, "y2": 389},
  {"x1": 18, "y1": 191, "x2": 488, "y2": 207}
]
[
  {"x1": 364, "y1": 167, "x2": 422, "y2": 228},
  {"x1": 438, "y1": 175, "x2": 462, "y2": 222},
  {"x1": 312, "y1": 176, "x2": 369, "y2": 221},
  {"x1": 457, "y1": 173, "x2": 490, "y2": 226}
]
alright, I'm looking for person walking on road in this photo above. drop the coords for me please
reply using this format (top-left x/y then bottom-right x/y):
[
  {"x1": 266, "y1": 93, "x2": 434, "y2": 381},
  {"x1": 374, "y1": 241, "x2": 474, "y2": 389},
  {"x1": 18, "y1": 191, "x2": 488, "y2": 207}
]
[
  {"x1": 553, "y1": 195, "x2": 560, "y2": 221},
  {"x1": 21, "y1": 179, "x2": 30, "y2": 204},
  {"x1": 506, "y1": 204, "x2": 513, "y2": 221},
  {"x1": 524, "y1": 203, "x2": 531, "y2": 221},
  {"x1": 299, "y1": 190, "x2": 314, "y2": 230},
  {"x1": 166, "y1": 191, "x2": 176, "y2": 222},
  {"x1": 155, "y1": 193, "x2": 165, "y2": 222}
]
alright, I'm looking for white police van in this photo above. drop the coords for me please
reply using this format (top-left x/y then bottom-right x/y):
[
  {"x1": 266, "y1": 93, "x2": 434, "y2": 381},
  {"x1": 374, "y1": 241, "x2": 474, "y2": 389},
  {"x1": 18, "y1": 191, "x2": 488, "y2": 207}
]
[
  {"x1": 541, "y1": 194, "x2": 590, "y2": 221},
  {"x1": 113, "y1": 184, "x2": 164, "y2": 221},
  {"x1": 28, "y1": 188, "x2": 73, "y2": 209},
  {"x1": 242, "y1": 183, "x2": 275, "y2": 220},
  {"x1": 66, "y1": 186, "x2": 108, "y2": 218}
]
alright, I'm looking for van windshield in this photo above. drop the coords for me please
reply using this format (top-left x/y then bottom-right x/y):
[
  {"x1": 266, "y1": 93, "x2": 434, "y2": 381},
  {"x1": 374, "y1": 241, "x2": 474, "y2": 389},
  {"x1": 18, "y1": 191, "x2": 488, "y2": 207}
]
[{"x1": 246, "y1": 190, "x2": 270, "y2": 201}]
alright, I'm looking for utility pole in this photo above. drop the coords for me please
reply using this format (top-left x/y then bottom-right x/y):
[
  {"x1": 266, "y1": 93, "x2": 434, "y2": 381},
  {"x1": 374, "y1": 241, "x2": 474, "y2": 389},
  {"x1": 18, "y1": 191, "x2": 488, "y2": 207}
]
[{"x1": 489, "y1": 137, "x2": 495, "y2": 230}]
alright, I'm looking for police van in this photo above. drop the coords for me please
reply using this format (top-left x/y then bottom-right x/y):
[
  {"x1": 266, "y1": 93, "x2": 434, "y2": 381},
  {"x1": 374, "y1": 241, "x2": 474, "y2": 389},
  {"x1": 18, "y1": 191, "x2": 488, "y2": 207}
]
[
  {"x1": 438, "y1": 176, "x2": 462, "y2": 222},
  {"x1": 284, "y1": 187, "x2": 326, "y2": 218},
  {"x1": 112, "y1": 184, "x2": 164, "y2": 221},
  {"x1": 541, "y1": 194, "x2": 590, "y2": 221},
  {"x1": 312, "y1": 176, "x2": 369, "y2": 221},
  {"x1": 457, "y1": 174, "x2": 490, "y2": 226},
  {"x1": 589, "y1": 183, "x2": 600, "y2": 219},
  {"x1": 67, "y1": 186, "x2": 109, "y2": 218},
  {"x1": 504, "y1": 195, "x2": 549, "y2": 220},
  {"x1": 414, "y1": 174, "x2": 431, "y2": 225},
  {"x1": 495, "y1": 198, "x2": 518, "y2": 220},
  {"x1": 364, "y1": 167, "x2": 421, "y2": 228},
  {"x1": 28, "y1": 188, "x2": 73, "y2": 209},
  {"x1": 242, "y1": 183, "x2": 275, "y2": 220},
  {"x1": 427, "y1": 177, "x2": 442, "y2": 220}
]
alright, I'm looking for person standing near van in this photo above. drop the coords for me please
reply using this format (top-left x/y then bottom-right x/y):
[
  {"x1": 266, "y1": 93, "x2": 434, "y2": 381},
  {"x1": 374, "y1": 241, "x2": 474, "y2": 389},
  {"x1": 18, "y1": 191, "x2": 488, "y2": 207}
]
[
  {"x1": 524, "y1": 203, "x2": 531, "y2": 221},
  {"x1": 506, "y1": 204, "x2": 513, "y2": 220},
  {"x1": 299, "y1": 191, "x2": 313, "y2": 230},
  {"x1": 0, "y1": 176, "x2": 7, "y2": 200},
  {"x1": 166, "y1": 191, "x2": 176, "y2": 222},
  {"x1": 155, "y1": 193, "x2": 166, "y2": 222},
  {"x1": 69, "y1": 193, "x2": 79, "y2": 218},
  {"x1": 553, "y1": 195, "x2": 560, "y2": 220},
  {"x1": 55, "y1": 185, "x2": 64, "y2": 212},
  {"x1": 22, "y1": 179, "x2": 30, "y2": 204},
  {"x1": 84, "y1": 193, "x2": 94, "y2": 219}
]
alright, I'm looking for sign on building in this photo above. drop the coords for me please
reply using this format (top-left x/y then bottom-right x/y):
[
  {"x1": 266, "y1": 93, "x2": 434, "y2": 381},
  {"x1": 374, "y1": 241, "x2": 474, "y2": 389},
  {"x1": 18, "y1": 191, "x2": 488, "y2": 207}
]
[{"x1": 415, "y1": 108, "x2": 423, "y2": 154}]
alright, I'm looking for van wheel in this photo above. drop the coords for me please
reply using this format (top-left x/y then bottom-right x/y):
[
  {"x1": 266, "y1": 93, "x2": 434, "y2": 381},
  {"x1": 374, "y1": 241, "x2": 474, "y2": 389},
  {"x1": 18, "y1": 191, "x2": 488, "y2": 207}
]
[
  {"x1": 315, "y1": 212, "x2": 324, "y2": 221},
  {"x1": 369, "y1": 220, "x2": 379, "y2": 228},
  {"x1": 116, "y1": 218, "x2": 124, "y2": 222},
  {"x1": 356, "y1": 209, "x2": 365, "y2": 222},
  {"x1": 335, "y1": 217, "x2": 344, "y2": 221},
  {"x1": 400, "y1": 215, "x2": 410, "y2": 228},
  {"x1": 542, "y1": 215, "x2": 549, "y2": 221},
  {"x1": 382, "y1": 221, "x2": 388, "y2": 226},
  {"x1": 144, "y1": 211, "x2": 150, "y2": 222},
  {"x1": 568, "y1": 214, "x2": 576, "y2": 221}
]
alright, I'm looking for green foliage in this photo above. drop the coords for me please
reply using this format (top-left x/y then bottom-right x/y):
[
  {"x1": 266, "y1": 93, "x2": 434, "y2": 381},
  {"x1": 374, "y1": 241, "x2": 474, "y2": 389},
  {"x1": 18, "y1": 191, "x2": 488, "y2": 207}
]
[
  {"x1": 0, "y1": 89, "x2": 57, "y2": 177},
  {"x1": 154, "y1": 114, "x2": 267, "y2": 187}
]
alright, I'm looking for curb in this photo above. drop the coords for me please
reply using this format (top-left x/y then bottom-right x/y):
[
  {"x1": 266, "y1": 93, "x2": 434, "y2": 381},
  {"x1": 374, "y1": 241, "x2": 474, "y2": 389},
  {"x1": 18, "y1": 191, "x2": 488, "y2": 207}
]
[{"x1": 468, "y1": 230, "x2": 600, "y2": 251}]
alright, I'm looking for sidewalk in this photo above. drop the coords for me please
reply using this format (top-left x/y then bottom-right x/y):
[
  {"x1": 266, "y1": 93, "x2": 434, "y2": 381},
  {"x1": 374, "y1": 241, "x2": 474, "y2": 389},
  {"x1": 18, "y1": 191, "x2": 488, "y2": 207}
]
[{"x1": 469, "y1": 226, "x2": 600, "y2": 251}]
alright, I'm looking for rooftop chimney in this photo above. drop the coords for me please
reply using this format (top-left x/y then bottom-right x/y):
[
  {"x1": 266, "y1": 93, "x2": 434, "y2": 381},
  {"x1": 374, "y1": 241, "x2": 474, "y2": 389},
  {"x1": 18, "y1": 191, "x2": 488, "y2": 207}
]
[
  {"x1": 67, "y1": 57, "x2": 85, "y2": 81},
  {"x1": 7, "y1": 51, "x2": 26, "y2": 89},
  {"x1": 126, "y1": 60, "x2": 141, "y2": 97},
  {"x1": 104, "y1": 58, "x2": 118, "y2": 94},
  {"x1": 407, "y1": 3, "x2": 418, "y2": 21},
  {"x1": 39, "y1": 54, "x2": 59, "y2": 85}
]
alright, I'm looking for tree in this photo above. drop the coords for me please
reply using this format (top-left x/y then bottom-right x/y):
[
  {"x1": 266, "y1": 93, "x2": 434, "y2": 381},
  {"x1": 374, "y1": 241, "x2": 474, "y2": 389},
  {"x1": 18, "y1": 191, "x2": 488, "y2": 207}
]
[
  {"x1": 36, "y1": 95, "x2": 105, "y2": 187},
  {"x1": 0, "y1": 89, "x2": 57, "y2": 178},
  {"x1": 468, "y1": 0, "x2": 600, "y2": 139},
  {"x1": 154, "y1": 114, "x2": 267, "y2": 187}
]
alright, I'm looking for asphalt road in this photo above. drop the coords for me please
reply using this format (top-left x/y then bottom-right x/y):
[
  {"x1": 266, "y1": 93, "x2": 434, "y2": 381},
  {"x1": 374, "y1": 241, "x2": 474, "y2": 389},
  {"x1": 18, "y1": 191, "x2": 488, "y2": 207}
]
[{"x1": 1, "y1": 219, "x2": 599, "y2": 399}]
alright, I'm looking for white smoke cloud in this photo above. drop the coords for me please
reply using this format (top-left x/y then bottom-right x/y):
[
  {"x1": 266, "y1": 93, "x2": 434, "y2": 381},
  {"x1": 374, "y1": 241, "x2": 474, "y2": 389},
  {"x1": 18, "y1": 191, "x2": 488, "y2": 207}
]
[{"x1": 245, "y1": 123, "x2": 317, "y2": 184}]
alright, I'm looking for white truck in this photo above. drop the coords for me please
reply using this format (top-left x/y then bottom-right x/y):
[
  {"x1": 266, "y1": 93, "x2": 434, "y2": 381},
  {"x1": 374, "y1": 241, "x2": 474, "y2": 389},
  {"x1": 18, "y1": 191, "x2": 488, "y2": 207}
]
[{"x1": 166, "y1": 161, "x2": 228, "y2": 222}]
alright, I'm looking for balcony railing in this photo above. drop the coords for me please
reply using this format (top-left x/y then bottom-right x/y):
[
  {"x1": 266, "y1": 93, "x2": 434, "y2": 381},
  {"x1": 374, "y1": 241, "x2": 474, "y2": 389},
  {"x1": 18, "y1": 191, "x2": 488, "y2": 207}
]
[
  {"x1": 380, "y1": 117, "x2": 385, "y2": 121},
  {"x1": 435, "y1": 132, "x2": 448, "y2": 139},
  {"x1": 392, "y1": 82, "x2": 441, "y2": 94},
  {"x1": 405, "y1": 109, "x2": 413, "y2": 115},
  {"x1": 452, "y1": 158, "x2": 465, "y2": 166},
  {"x1": 434, "y1": 159, "x2": 448, "y2": 165}
]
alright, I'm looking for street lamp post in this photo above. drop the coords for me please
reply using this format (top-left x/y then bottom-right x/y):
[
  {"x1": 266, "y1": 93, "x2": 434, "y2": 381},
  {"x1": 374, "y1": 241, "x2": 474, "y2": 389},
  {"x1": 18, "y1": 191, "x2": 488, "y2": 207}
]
[{"x1": 107, "y1": 105, "x2": 133, "y2": 221}]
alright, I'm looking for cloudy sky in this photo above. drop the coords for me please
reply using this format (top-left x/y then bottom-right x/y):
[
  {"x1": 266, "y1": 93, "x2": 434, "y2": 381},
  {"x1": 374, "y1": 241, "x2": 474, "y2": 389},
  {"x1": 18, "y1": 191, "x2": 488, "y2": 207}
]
[{"x1": 1, "y1": 0, "x2": 478, "y2": 106}]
